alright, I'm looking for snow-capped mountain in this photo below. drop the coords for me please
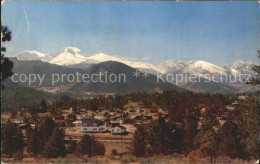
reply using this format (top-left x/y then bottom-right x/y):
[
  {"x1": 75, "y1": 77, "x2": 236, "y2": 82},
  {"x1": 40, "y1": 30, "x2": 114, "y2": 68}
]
[
  {"x1": 158, "y1": 60, "x2": 194, "y2": 72},
  {"x1": 223, "y1": 61, "x2": 255, "y2": 77},
  {"x1": 181, "y1": 60, "x2": 227, "y2": 78},
  {"x1": 158, "y1": 59, "x2": 256, "y2": 83},
  {"x1": 16, "y1": 47, "x2": 164, "y2": 73},
  {"x1": 49, "y1": 47, "x2": 89, "y2": 65},
  {"x1": 86, "y1": 53, "x2": 165, "y2": 73},
  {"x1": 16, "y1": 47, "x2": 255, "y2": 79},
  {"x1": 17, "y1": 47, "x2": 89, "y2": 65},
  {"x1": 187, "y1": 60, "x2": 226, "y2": 74},
  {"x1": 158, "y1": 60, "x2": 227, "y2": 78},
  {"x1": 159, "y1": 60, "x2": 255, "y2": 75},
  {"x1": 17, "y1": 50, "x2": 49, "y2": 61},
  {"x1": 14, "y1": 47, "x2": 257, "y2": 93}
]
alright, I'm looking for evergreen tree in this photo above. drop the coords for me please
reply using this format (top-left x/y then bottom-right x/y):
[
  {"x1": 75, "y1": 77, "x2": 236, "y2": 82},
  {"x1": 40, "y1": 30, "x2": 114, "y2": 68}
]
[
  {"x1": 243, "y1": 50, "x2": 259, "y2": 159},
  {"x1": 171, "y1": 127, "x2": 184, "y2": 153},
  {"x1": 26, "y1": 125, "x2": 39, "y2": 157},
  {"x1": 66, "y1": 113, "x2": 76, "y2": 127},
  {"x1": 246, "y1": 50, "x2": 260, "y2": 85},
  {"x1": 1, "y1": 25, "x2": 13, "y2": 89},
  {"x1": 89, "y1": 100, "x2": 98, "y2": 111},
  {"x1": 1, "y1": 123, "x2": 25, "y2": 157},
  {"x1": 183, "y1": 119, "x2": 198, "y2": 152},
  {"x1": 67, "y1": 140, "x2": 77, "y2": 154},
  {"x1": 40, "y1": 99, "x2": 48, "y2": 112},
  {"x1": 218, "y1": 120, "x2": 242, "y2": 158},
  {"x1": 132, "y1": 126, "x2": 146, "y2": 157},
  {"x1": 76, "y1": 134, "x2": 96, "y2": 157},
  {"x1": 38, "y1": 117, "x2": 55, "y2": 152},
  {"x1": 146, "y1": 117, "x2": 175, "y2": 155},
  {"x1": 41, "y1": 127, "x2": 66, "y2": 158},
  {"x1": 76, "y1": 134, "x2": 105, "y2": 157},
  {"x1": 195, "y1": 127, "x2": 218, "y2": 164},
  {"x1": 238, "y1": 94, "x2": 259, "y2": 159}
]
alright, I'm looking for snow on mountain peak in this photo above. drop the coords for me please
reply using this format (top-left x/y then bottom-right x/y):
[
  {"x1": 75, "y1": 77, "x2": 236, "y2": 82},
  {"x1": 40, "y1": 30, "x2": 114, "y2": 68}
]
[
  {"x1": 16, "y1": 50, "x2": 48, "y2": 61},
  {"x1": 87, "y1": 53, "x2": 123, "y2": 63},
  {"x1": 64, "y1": 47, "x2": 81, "y2": 53},
  {"x1": 87, "y1": 53, "x2": 166, "y2": 73},
  {"x1": 192, "y1": 60, "x2": 226, "y2": 73},
  {"x1": 15, "y1": 48, "x2": 254, "y2": 77},
  {"x1": 49, "y1": 47, "x2": 86, "y2": 65},
  {"x1": 180, "y1": 60, "x2": 227, "y2": 77},
  {"x1": 22, "y1": 50, "x2": 47, "y2": 57},
  {"x1": 158, "y1": 60, "x2": 194, "y2": 71},
  {"x1": 230, "y1": 61, "x2": 254, "y2": 67},
  {"x1": 226, "y1": 61, "x2": 255, "y2": 76}
]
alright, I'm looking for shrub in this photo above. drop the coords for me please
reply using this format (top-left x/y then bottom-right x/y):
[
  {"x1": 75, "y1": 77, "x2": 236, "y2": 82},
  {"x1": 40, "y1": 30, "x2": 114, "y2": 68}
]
[
  {"x1": 93, "y1": 142, "x2": 106, "y2": 155},
  {"x1": 14, "y1": 150, "x2": 24, "y2": 161},
  {"x1": 67, "y1": 140, "x2": 77, "y2": 154},
  {"x1": 111, "y1": 149, "x2": 118, "y2": 156},
  {"x1": 76, "y1": 134, "x2": 106, "y2": 157},
  {"x1": 121, "y1": 156, "x2": 137, "y2": 164}
]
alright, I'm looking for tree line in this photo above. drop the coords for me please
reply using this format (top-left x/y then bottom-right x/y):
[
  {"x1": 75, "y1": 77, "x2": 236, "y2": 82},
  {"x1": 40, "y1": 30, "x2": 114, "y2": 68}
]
[{"x1": 1, "y1": 117, "x2": 105, "y2": 159}]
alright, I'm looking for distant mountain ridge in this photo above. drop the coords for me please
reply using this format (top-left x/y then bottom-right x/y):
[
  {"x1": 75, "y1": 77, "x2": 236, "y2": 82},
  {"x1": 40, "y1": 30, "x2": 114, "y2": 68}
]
[
  {"x1": 68, "y1": 61, "x2": 184, "y2": 94},
  {"x1": 14, "y1": 47, "x2": 257, "y2": 94},
  {"x1": 16, "y1": 47, "x2": 256, "y2": 77},
  {"x1": 16, "y1": 47, "x2": 165, "y2": 74},
  {"x1": 158, "y1": 59, "x2": 255, "y2": 78},
  {"x1": 8, "y1": 58, "x2": 184, "y2": 95}
]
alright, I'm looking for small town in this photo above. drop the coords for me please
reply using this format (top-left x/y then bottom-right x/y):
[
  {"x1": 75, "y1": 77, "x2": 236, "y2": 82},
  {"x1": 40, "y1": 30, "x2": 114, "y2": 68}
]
[
  {"x1": 2, "y1": 92, "x2": 258, "y2": 163},
  {"x1": 1, "y1": 1, "x2": 259, "y2": 163}
]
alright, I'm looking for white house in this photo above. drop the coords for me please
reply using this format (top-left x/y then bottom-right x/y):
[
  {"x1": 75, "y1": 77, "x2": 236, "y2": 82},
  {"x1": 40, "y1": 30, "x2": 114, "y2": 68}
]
[
  {"x1": 81, "y1": 119, "x2": 108, "y2": 133},
  {"x1": 73, "y1": 120, "x2": 83, "y2": 126},
  {"x1": 112, "y1": 126, "x2": 127, "y2": 135}
]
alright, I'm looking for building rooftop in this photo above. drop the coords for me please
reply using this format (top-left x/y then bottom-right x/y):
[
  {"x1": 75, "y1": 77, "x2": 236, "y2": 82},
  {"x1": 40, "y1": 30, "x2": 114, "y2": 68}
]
[
  {"x1": 81, "y1": 119, "x2": 104, "y2": 126},
  {"x1": 114, "y1": 125, "x2": 127, "y2": 129}
]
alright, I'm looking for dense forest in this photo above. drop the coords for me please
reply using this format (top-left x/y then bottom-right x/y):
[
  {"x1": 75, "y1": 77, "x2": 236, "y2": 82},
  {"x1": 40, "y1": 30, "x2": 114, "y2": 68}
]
[{"x1": 25, "y1": 91, "x2": 235, "y2": 114}]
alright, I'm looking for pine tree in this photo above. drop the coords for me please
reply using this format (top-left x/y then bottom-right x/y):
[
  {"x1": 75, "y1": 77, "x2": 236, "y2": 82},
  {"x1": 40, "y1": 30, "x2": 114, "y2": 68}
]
[
  {"x1": 132, "y1": 126, "x2": 146, "y2": 157},
  {"x1": 196, "y1": 128, "x2": 218, "y2": 164},
  {"x1": 246, "y1": 50, "x2": 260, "y2": 85},
  {"x1": 242, "y1": 51, "x2": 259, "y2": 159},
  {"x1": 66, "y1": 113, "x2": 76, "y2": 127},
  {"x1": 1, "y1": 25, "x2": 13, "y2": 89},
  {"x1": 238, "y1": 94, "x2": 259, "y2": 159},
  {"x1": 76, "y1": 134, "x2": 96, "y2": 157},
  {"x1": 40, "y1": 99, "x2": 48, "y2": 113},
  {"x1": 1, "y1": 123, "x2": 25, "y2": 157},
  {"x1": 76, "y1": 134, "x2": 106, "y2": 157},
  {"x1": 38, "y1": 117, "x2": 55, "y2": 152},
  {"x1": 147, "y1": 117, "x2": 174, "y2": 155},
  {"x1": 218, "y1": 120, "x2": 242, "y2": 158},
  {"x1": 67, "y1": 140, "x2": 77, "y2": 154},
  {"x1": 183, "y1": 119, "x2": 198, "y2": 152},
  {"x1": 26, "y1": 125, "x2": 39, "y2": 157},
  {"x1": 41, "y1": 127, "x2": 66, "y2": 158}
]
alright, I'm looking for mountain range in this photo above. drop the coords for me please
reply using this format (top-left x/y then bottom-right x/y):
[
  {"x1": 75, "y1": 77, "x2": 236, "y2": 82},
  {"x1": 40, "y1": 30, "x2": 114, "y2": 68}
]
[
  {"x1": 16, "y1": 47, "x2": 256, "y2": 76},
  {"x1": 7, "y1": 57, "x2": 184, "y2": 95},
  {"x1": 14, "y1": 47, "x2": 257, "y2": 94}
]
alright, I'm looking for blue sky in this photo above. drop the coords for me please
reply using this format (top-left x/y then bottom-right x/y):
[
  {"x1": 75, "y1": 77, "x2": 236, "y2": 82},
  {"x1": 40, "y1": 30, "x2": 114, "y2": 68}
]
[{"x1": 2, "y1": 1, "x2": 259, "y2": 65}]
